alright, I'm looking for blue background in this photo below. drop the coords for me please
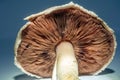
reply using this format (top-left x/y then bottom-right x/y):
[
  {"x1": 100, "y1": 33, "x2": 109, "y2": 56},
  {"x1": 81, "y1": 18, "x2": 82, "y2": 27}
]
[{"x1": 0, "y1": 0, "x2": 120, "y2": 80}]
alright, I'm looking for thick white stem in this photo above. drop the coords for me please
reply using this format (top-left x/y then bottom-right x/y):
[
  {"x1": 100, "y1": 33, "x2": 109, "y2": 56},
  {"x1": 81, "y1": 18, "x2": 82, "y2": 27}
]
[{"x1": 52, "y1": 42, "x2": 79, "y2": 80}]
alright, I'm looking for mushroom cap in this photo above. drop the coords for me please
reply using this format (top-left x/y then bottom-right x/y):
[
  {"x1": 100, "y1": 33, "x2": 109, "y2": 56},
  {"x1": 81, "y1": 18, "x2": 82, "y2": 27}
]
[{"x1": 14, "y1": 2, "x2": 116, "y2": 78}]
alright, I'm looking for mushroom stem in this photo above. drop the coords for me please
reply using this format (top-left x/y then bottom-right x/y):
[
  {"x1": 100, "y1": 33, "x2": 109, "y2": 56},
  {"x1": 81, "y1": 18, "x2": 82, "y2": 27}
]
[{"x1": 52, "y1": 41, "x2": 79, "y2": 80}]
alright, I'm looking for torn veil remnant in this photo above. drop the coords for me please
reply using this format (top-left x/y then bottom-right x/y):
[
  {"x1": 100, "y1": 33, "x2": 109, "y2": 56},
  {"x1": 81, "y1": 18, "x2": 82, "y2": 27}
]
[{"x1": 14, "y1": 2, "x2": 116, "y2": 80}]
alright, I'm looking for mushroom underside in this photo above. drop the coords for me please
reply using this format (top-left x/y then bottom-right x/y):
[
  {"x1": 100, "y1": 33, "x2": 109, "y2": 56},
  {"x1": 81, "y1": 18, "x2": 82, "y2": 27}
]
[{"x1": 15, "y1": 6, "x2": 115, "y2": 78}]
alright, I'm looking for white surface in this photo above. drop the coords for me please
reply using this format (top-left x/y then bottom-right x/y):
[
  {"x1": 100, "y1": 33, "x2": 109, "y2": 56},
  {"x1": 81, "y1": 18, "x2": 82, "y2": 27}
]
[
  {"x1": 13, "y1": 73, "x2": 119, "y2": 80},
  {"x1": 11, "y1": 68, "x2": 120, "y2": 80}
]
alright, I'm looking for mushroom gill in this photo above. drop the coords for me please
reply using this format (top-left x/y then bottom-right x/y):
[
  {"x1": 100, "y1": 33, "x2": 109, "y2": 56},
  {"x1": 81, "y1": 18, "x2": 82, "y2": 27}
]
[{"x1": 14, "y1": 2, "x2": 116, "y2": 79}]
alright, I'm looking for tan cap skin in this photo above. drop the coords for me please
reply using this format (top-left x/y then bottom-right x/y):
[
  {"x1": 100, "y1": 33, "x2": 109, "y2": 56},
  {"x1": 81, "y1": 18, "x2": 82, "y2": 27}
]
[{"x1": 14, "y1": 2, "x2": 116, "y2": 80}]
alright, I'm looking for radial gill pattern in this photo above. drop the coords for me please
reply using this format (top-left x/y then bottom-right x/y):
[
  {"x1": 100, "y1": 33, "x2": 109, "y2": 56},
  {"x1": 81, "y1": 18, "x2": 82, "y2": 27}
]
[{"x1": 16, "y1": 7, "x2": 115, "y2": 77}]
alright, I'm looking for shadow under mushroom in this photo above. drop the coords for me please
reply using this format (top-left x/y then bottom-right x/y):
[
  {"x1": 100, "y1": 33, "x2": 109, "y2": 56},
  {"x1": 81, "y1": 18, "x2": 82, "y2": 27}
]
[
  {"x1": 98, "y1": 68, "x2": 115, "y2": 75},
  {"x1": 14, "y1": 74, "x2": 38, "y2": 80},
  {"x1": 14, "y1": 68, "x2": 115, "y2": 80}
]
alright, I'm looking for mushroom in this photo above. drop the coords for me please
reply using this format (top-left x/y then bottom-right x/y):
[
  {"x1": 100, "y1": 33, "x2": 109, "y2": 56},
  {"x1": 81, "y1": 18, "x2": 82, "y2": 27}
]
[{"x1": 14, "y1": 2, "x2": 116, "y2": 80}]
